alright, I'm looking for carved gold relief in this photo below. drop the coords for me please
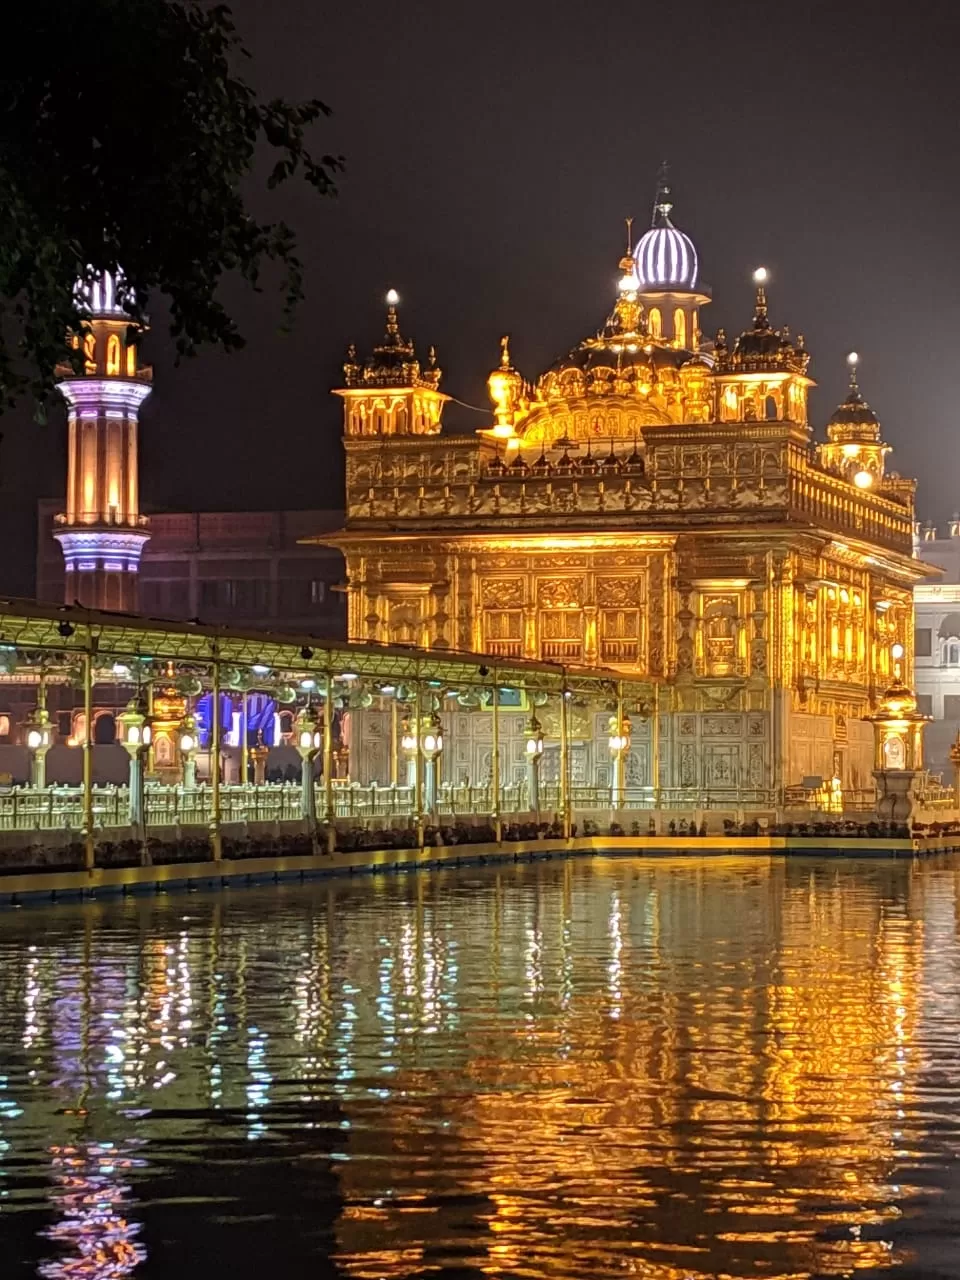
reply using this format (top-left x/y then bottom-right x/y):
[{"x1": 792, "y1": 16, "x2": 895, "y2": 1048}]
[
  {"x1": 596, "y1": 577, "x2": 642, "y2": 607},
  {"x1": 481, "y1": 578, "x2": 524, "y2": 608},
  {"x1": 537, "y1": 577, "x2": 583, "y2": 609}
]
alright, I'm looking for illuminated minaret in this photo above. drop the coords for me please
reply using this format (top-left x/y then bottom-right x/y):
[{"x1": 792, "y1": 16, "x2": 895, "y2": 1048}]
[{"x1": 54, "y1": 271, "x2": 151, "y2": 611}]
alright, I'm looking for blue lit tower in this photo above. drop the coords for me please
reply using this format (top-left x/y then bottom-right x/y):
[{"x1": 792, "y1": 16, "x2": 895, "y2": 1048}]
[{"x1": 54, "y1": 271, "x2": 151, "y2": 611}]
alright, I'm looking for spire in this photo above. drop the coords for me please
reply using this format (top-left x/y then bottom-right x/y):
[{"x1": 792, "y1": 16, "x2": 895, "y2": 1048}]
[
  {"x1": 384, "y1": 288, "x2": 400, "y2": 341},
  {"x1": 847, "y1": 350, "x2": 861, "y2": 396},
  {"x1": 651, "y1": 160, "x2": 673, "y2": 228},
  {"x1": 825, "y1": 350, "x2": 881, "y2": 441},
  {"x1": 752, "y1": 267, "x2": 770, "y2": 330},
  {"x1": 618, "y1": 216, "x2": 637, "y2": 282}
]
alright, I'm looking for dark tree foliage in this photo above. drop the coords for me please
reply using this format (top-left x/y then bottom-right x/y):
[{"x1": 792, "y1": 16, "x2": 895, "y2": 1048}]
[{"x1": 0, "y1": 0, "x2": 342, "y2": 407}]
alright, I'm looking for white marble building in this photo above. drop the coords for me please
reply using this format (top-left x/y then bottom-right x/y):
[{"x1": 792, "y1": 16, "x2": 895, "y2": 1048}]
[{"x1": 914, "y1": 519, "x2": 960, "y2": 780}]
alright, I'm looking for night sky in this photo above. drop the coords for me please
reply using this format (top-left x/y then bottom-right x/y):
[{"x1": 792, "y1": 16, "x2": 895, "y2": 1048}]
[{"x1": 3, "y1": 0, "x2": 960, "y2": 593}]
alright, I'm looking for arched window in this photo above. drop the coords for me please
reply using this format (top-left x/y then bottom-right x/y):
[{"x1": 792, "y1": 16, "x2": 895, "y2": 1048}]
[
  {"x1": 673, "y1": 308, "x2": 686, "y2": 348},
  {"x1": 765, "y1": 395, "x2": 778, "y2": 420},
  {"x1": 94, "y1": 712, "x2": 116, "y2": 744},
  {"x1": 106, "y1": 334, "x2": 121, "y2": 376},
  {"x1": 83, "y1": 334, "x2": 96, "y2": 373},
  {"x1": 648, "y1": 308, "x2": 662, "y2": 340},
  {"x1": 945, "y1": 640, "x2": 960, "y2": 667},
  {"x1": 126, "y1": 342, "x2": 137, "y2": 376}
]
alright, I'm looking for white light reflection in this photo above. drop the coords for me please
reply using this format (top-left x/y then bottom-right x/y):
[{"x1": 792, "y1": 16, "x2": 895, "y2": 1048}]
[{"x1": 608, "y1": 891, "x2": 623, "y2": 1019}]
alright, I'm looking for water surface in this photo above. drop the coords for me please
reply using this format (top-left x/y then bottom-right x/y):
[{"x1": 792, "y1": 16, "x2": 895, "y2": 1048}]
[{"x1": 2, "y1": 855, "x2": 960, "y2": 1277}]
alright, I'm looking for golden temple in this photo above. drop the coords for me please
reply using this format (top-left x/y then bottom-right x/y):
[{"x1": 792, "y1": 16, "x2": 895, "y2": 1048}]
[{"x1": 317, "y1": 176, "x2": 934, "y2": 802}]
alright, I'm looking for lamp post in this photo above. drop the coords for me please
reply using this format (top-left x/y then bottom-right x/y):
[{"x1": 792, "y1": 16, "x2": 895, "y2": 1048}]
[
  {"x1": 118, "y1": 698, "x2": 152, "y2": 851},
  {"x1": 294, "y1": 706, "x2": 323, "y2": 829},
  {"x1": 524, "y1": 714, "x2": 544, "y2": 815},
  {"x1": 420, "y1": 712, "x2": 444, "y2": 818},
  {"x1": 24, "y1": 697, "x2": 54, "y2": 791},
  {"x1": 400, "y1": 713, "x2": 418, "y2": 788},
  {"x1": 608, "y1": 711, "x2": 632, "y2": 809},
  {"x1": 178, "y1": 713, "x2": 198, "y2": 790},
  {"x1": 866, "y1": 676, "x2": 931, "y2": 824}
]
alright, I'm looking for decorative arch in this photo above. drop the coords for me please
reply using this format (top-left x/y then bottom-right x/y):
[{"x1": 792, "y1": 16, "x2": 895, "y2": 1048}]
[
  {"x1": 648, "y1": 308, "x2": 662, "y2": 340},
  {"x1": 94, "y1": 711, "x2": 116, "y2": 744},
  {"x1": 126, "y1": 342, "x2": 137, "y2": 376},
  {"x1": 106, "y1": 334, "x2": 121, "y2": 376},
  {"x1": 673, "y1": 308, "x2": 686, "y2": 348}
]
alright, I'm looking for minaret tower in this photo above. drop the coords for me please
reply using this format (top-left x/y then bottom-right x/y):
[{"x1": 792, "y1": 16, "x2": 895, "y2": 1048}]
[{"x1": 54, "y1": 270, "x2": 151, "y2": 611}]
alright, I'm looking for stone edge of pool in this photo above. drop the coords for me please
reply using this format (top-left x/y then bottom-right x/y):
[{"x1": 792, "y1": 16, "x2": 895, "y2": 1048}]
[{"x1": 0, "y1": 835, "x2": 958, "y2": 906}]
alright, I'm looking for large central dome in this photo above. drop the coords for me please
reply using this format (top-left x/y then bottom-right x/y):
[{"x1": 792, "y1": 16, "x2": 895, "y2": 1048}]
[{"x1": 634, "y1": 178, "x2": 699, "y2": 292}]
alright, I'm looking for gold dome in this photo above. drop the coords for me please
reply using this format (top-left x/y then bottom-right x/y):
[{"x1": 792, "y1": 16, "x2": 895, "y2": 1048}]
[{"x1": 877, "y1": 676, "x2": 919, "y2": 719}]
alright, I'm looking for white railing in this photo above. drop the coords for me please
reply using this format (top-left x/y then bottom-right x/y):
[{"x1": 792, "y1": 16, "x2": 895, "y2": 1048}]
[{"x1": 0, "y1": 775, "x2": 927, "y2": 836}]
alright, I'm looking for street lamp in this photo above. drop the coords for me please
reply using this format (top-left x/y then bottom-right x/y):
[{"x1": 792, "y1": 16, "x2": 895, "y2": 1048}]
[
  {"x1": 178, "y1": 713, "x2": 199, "y2": 789},
  {"x1": 294, "y1": 705, "x2": 323, "y2": 827},
  {"x1": 420, "y1": 712, "x2": 444, "y2": 816},
  {"x1": 400, "y1": 713, "x2": 418, "y2": 787},
  {"x1": 608, "y1": 711, "x2": 632, "y2": 809},
  {"x1": 524, "y1": 714, "x2": 544, "y2": 815},
  {"x1": 24, "y1": 700, "x2": 54, "y2": 790},
  {"x1": 117, "y1": 698, "x2": 152, "y2": 842}
]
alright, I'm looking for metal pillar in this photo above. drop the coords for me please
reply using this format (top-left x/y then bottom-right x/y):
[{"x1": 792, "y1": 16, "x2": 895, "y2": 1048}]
[
  {"x1": 210, "y1": 658, "x2": 222, "y2": 861},
  {"x1": 128, "y1": 750, "x2": 149, "y2": 864},
  {"x1": 560, "y1": 683, "x2": 571, "y2": 838},
  {"x1": 527, "y1": 758, "x2": 540, "y2": 816},
  {"x1": 241, "y1": 689, "x2": 249, "y2": 785},
  {"x1": 611, "y1": 681, "x2": 625, "y2": 810},
  {"x1": 390, "y1": 698, "x2": 398, "y2": 787},
  {"x1": 323, "y1": 672, "x2": 335, "y2": 852},
  {"x1": 414, "y1": 681, "x2": 425, "y2": 846},
  {"x1": 491, "y1": 680, "x2": 502, "y2": 841},
  {"x1": 301, "y1": 753, "x2": 317, "y2": 824},
  {"x1": 82, "y1": 647, "x2": 95, "y2": 872},
  {"x1": 424, "y1": 756, "x2": 438, "y2": 816}
]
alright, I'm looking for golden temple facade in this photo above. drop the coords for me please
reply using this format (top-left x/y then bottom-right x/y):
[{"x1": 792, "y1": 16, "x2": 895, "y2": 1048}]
[{"x1": 318, "y1": 180, "x2": 933, "y2": 800}]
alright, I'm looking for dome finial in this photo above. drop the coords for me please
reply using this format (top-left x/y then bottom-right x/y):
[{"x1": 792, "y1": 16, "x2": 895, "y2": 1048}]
[
  {"x1": 652, "y1": 160, "x2": 673, "y2": 227},
  {"x1": 384, "y1": 287, "x2": 400, "y2": 337},
  {"x1": 847, "y1": 350, "x2": 860, "y2": 392},
  {"x1": 618, "y1": 216, "x2": 638, "y2": 285},
  {"x1": 752, "y1": 267, "x2": 769, "y2": 329}
]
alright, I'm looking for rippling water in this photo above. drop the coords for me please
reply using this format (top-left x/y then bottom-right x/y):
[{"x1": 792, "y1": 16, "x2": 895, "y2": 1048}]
[{"x1": 3, "y1": 856, "x2": 960, "y2": 1277}]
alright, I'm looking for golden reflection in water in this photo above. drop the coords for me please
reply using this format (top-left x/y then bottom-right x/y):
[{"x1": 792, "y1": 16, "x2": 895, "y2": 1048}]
[
  {"x1": 330, "y1": 861, "x2": 928, "y2": 1279},
  {"x1": 0, "y1": 857, "x2": 953, "y2": 1279}
]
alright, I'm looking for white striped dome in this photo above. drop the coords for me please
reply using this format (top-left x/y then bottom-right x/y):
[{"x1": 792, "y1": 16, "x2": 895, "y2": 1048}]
[{"x1": 634, "y1": 223, "x2": 699, "y2": 291}]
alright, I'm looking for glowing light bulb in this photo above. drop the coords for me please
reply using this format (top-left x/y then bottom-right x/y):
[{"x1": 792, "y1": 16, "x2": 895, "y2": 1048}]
[
  {"x1": 753, "y1": 266, "x2": 768, "y2": 284},
  {"x1": 853, "y1": 469, "x2": 873, "y2": 489},
  {"x1": 385, "y1": 288, "x2": 399, "y2": 306},
  {"x1": 847, "y1": 350, "x2": 859, "y2": 366}
]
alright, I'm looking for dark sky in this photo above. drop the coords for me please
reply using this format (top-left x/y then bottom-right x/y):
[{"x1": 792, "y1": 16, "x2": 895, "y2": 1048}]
[{"x1": 4, "y1": 0, "x2": 960, "y2": 593}]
